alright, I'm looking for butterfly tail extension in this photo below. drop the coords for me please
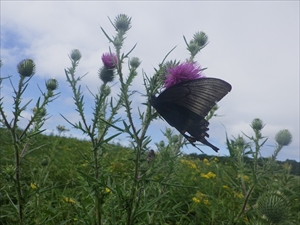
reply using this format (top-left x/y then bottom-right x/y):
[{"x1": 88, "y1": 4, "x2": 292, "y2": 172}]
[
  {"x1": 183, "y1": 133, "x2": 219, "y2": 153},
  {"x1": 200, "y1": 138, "x2": 219, "y2": 152}
]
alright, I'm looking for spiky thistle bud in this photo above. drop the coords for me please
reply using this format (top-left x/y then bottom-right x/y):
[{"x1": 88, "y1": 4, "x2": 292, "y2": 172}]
[
  {"x1": 187, "y1": 41, "x2": 201, "y2": 56},
  {"x1": 275, "y1": 129, "x2": 292, "y2": 146},
  {"x1": 70, "y1": 49, "x2": 82, "y2": 62},
  {"x1": 100, "y1": 84, "x2": 111, "y2": 96},
  {"x1": 130, "y1": 57, "x2": 141, "y2": 69},
  {"x1": 251, "y1": 118, "x2": 264, "y2": 131},
  {"x1": 257, "y1": 192, "x2": 290, "y2": 224},
  {"x1": 114, "y1": 14, "x2": 131, "y2": 33},
  {"x1": 171, "y1": 135, "x2": 179, "y2": 144},
  {"x1": 193, "y1": 31, "x2": 208, "y2": 48},
  {"x1": 99, "y1": 67, "x2": 114, "y2": 84},
  {"x1": 236, "y1": 136, "x2": 246, "y2": 149},
  {"x1": 17, "y1": 59, "x2": 36, "y2": 77},
  {"x1": 159, "y1": 141, "x2": 165, "y2": 148},
  {"x1": 46, "y1": 78, "x2": 58, "y2": 91}
]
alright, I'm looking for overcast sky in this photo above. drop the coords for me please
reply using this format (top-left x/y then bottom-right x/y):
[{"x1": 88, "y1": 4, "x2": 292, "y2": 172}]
[{"x1": 1, "y1": 1, "x2": 299, "y2": 161}]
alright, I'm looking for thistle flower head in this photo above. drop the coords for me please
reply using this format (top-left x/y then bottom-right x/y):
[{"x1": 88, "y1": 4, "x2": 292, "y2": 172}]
[
  {"x1": 251, "y1": 118, "x2": 264, "y2": 131},
  {"x1": 17, "y1": 59, "x2": 36, "y2": 77},
  {"x1": 130, "y1": 57, "x2": 141, "y2": 69},
  {"x1": 257, "y1": 192, "x2": 290, "y2": 224},
  {"x1": 70, "y1": 49, "x2": 82, "y2": 62},
  {"x1": 193, "y1": 31, "x2": 208, "y2": 48},
  {"x1": 235, "y1": 136, "x2": 246, "y2": 148},
  {"x1": 99, "y1": 67, "x2": 115, "y2": 84},
  {"x1": 100, "y1": 84, "x2": 111, "y2": 96},
  {"x1": 114, "y1": 14, "x2": 131, "y2": 33},
  {"x1": 102, "y1": 53, "x2": 118, "y2": 69},
  {"x1": 187, "y1": 41, "x2": 200, "y2": 56},
  {"x1": 275, "y1": 129, "x2": 292, "y2": 146},
  {"x1": 46, "y1": 78, "x2": 58, "y2": 91},
  {"x1": 164, "y1": 62, "x2": 204, "y2": 88}
]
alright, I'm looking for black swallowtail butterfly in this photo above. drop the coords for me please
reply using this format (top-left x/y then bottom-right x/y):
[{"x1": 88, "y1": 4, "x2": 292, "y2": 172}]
[{"x1": 150, "y1": 77, "x2": 232, "y2": 152}]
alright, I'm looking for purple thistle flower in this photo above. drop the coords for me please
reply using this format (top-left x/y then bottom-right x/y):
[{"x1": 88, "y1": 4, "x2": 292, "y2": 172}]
[
  {"x1": 164, "y1": 62, "x2": 204, "y2": 88},
  {"x1": 102, "y1": 53, "x2": 118, "y2": 69}
]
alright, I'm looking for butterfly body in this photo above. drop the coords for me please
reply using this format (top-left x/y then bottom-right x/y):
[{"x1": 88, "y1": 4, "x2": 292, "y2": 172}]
[{"x1": 150, "y1": 78, "x2": 232, "y2": 152}]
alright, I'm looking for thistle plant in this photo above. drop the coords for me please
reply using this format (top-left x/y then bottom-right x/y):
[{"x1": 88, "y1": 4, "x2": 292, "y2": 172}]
[
  {"x1": 226, "y1": 118, "x2": 293, "y2": 224},
  {"x1": 0, "y1": 59, "x2": 59, "y2": 223},
  {"x1": 61, "y1": 13, "x2": 219, "y2": 224}
]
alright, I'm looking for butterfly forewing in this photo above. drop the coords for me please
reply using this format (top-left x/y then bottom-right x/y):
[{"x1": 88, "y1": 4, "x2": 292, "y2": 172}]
[{"x1": 155, "y1": 78, "x2": 232, "y2": 117}]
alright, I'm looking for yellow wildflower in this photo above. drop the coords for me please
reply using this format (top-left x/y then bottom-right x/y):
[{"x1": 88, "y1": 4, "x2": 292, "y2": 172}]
[
  {"x1": 201, "y1": 173, "x2": 209, "y2": 179},
  {"x1": 201, "y1": 172, "x2": 216, "y2": 179},
  {"x1": 208, "y1": 172, "x2": 216, "y2": 178},
  {"x1": 203, "y1": 199, "x2": 210, "y2": 205},
  {"x1": 194, "y1": 191, "x2": 210, "y2": 205},
  {"x1": 243, "y1": 175, "x2": 250, "y2": 181},
  {"x1": 213, "y1": 157, "x2": 218, "y2": 162},
  {"x1": 73, "y1": 218, "x2": 78, "y2": 221},
  {"x1": 30, "y1": 183, "x2": 37, "y2": 190},
  {"x1": 195, "y1": 191, "x2": 205, "y2": 198},
  {"x1": 234, "y1": 192, "x2": 244, "y2": 199},
  {"x1": 203, "y1": 158, "x2": 209, "y2": 163},
  {"x1": 105, "y1": 188, "x2": 111, "y2": 193},
  {"x1": 64, "y1": 197, "x2": 76, "y2": 204},
  {"x1": 191, "y1": 163, "x2": 197, "y2": 169},
  {"x1": 238, "y1": 174, "x2": 250, "y2": 181},
  {"x1": 222, "y1": 185, "x2": 229, "y2": 189},
  {"x1": 181, "y1": 159, "x2": 197, "y2": 169},
  {"x1": 192, "y1": 197, "x2": 200, "y2": 203}
]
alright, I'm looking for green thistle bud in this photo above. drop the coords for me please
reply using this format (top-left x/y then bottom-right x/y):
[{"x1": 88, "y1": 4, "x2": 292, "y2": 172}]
[
  {"x1": 99, "y1": 67, "x2": 114, "y2": 83},
  {"x1": 130, "y1": 57, "x2": 141, "y2": 69},
  {"x1": 171, "y1": 135, "x2": 179, "y2": 143},
  {"x1": 46, "y1": 78, "x2": 58, "y2": 91},
  {"x1": 100, "y1": 84, "x2": 111, "y2": 96},
  {"x1": 275, "y1": 129, "x2": 292, "y2": 146},
  {"x1": 114, "y1": 14, "x2": 131, "y2": 33},
  {"x1": 187, "y1": 41, "x2": 200, "y2": 56},
  {"x1": 159, "y1": 141, "x2": 165, "y2": 148},
  {"x1": 251, "y1": 118, "x2": 264, "y2": 131},
  {"x1": 193, "y1": 31, "x2": 208, "y2": 48},
  {"x1": 235, "y1": 136, "x2": 245, "y2": 148},
  {"x1": 70, "y1": 49, "x2": 82, "y2": 62},
  {"x1": 17, "y1": 59, "x2": 36, "y2": 77},
  {"x1": 257, "y1": 192, "x2": 290, "y2": 224}
]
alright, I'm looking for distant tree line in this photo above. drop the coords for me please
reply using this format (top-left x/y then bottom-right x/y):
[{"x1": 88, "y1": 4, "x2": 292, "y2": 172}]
[{"x1": 188, "y1": 153, "x2": 300, "y2": 176}]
